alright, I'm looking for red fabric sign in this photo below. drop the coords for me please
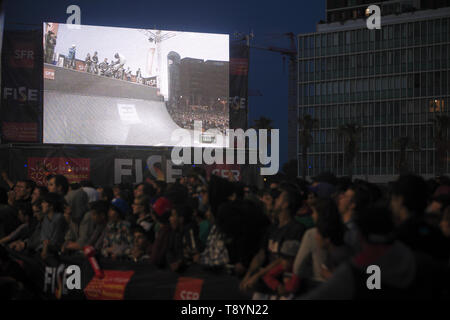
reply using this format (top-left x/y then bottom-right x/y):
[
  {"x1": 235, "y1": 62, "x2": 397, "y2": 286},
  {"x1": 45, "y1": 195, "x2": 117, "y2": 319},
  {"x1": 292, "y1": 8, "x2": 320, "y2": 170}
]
[
  {"x1": 84, "y1": 270, "x2": 135, "y2": 300},
  {"x1": 173, "y1": 277, "x2": 204, "y2": 300}
]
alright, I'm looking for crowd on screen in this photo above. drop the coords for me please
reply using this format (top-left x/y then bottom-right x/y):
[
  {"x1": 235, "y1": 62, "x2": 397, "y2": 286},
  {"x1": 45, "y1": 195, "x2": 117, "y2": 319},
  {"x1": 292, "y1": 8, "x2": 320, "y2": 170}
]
[
  {"x1": 168, "y1": 109, "x2": 229, "y2": 135},
  {"x1": 0, "y1": 169, "x2": 449, "y2": 299}
]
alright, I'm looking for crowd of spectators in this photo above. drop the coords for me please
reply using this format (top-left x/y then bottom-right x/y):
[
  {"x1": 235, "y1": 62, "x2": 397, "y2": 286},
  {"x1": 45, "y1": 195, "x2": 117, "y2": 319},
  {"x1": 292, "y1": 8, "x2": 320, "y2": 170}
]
[
  {"x1": 0, "y1": 169, "x2": 449, "y2": 299},
  {"x1": 168, "y1": 109, "x2": 229, "y2": 135}
]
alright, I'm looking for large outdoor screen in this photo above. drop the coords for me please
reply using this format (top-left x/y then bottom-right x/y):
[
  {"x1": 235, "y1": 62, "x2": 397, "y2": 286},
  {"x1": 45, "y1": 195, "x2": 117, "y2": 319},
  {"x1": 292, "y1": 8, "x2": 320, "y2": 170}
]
[{"x1": 43, "y1": 23, "x2": 229, "y2": 147}]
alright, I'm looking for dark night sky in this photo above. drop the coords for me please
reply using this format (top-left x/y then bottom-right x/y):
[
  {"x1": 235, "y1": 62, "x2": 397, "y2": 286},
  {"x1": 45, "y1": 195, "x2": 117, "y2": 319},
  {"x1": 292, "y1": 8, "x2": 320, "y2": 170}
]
[{"x1": 4, "y1": 0, "x2": 325, "y2": 167}]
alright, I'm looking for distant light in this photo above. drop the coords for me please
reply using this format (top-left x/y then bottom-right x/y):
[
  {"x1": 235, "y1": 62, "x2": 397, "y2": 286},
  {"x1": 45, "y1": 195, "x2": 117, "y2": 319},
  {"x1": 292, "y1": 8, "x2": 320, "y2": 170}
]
[
  {"x1": 264, "y1": 178, "x2": 267, "y2": 182},
  {"x1": 192, "y1": 165, "x2": 196, "y2": 167},
  {"x1": 309, "y1": 166, "x2": 312, "y2": 169},
  {"x1": 68, "y1": 168, "x2": 72, "y2": 172},
  {"x1": 365, "y1": 8, "x2": 372, "y2": 16},
  {"x1": 65, "y1": 162, "x2": 69, "y2": 165},
  {"x1": 24, "y1": 164, "x2": 27, "y2": 168}
]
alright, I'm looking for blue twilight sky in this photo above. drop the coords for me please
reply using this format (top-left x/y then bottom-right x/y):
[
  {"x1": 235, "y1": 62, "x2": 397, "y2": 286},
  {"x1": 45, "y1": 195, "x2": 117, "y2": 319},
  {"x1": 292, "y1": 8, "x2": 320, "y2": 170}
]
[{"x1": 4, "y1": 0, "x2": 325, "y2": 168}]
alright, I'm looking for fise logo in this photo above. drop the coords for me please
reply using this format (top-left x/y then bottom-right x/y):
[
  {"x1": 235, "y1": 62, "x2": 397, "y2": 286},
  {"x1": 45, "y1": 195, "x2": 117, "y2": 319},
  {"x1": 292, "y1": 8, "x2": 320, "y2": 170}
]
[
  {"x1": 44, "y1": 264, "x2": 81, "y2": 297},
  {"x1": 9, "y1": 44, "x2": 35, "y2": 68},
  {"x1": 2, "y1": 87, "x2": 39, "y2": 102}
]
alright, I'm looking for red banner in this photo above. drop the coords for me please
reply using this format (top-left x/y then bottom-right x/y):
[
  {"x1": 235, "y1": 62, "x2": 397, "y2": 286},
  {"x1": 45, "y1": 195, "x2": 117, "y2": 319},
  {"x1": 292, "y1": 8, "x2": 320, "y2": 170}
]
[
  {"x1": 173, "y1": 277, "x2": 204, "y2": 300},
  {"x1": 2, "y1": 122, "x2": 38, "y2": 142},
  {"x1": 27, "y1": 157, "x2": 91, "y2": 186},
  {"x1": 84, "y1": 270, "x2": 135, "y2": 300}
]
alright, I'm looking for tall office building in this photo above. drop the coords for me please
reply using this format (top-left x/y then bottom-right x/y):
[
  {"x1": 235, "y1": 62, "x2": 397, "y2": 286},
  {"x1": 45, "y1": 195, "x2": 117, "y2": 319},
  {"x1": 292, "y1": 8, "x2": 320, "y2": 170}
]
[{"x1": 297, "y1": 1, "x2": 450, "y2": 182}]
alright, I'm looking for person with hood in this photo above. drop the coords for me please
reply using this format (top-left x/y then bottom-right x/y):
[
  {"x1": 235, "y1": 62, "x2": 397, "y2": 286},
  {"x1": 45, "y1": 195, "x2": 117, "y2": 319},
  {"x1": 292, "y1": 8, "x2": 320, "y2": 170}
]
[{"x1": 300, "y1": 203, "x2": 450, "y2": 299}]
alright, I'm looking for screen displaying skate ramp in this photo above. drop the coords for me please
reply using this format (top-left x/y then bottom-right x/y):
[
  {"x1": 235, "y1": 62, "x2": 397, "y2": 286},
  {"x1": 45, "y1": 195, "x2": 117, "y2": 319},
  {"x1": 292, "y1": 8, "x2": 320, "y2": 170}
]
[{"x1": 43, "y1": 22, "x2": 229, "y2": 147}]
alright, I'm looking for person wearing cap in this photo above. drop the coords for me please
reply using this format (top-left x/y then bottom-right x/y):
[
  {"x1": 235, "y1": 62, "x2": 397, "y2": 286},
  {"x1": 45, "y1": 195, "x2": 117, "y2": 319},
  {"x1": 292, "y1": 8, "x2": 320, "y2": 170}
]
[
  {"x1": 99, "y1": 202, "x2": 133, "y2": 260},
  {"x1": 300, "y1": 203, "x2": 450, "y2": 299},
  {"x1": 149, "y1": 197, "x2": 172, "y2": 268},
  {"x1": 262, "y1": 240, "x2": 301, "y2": 298}
]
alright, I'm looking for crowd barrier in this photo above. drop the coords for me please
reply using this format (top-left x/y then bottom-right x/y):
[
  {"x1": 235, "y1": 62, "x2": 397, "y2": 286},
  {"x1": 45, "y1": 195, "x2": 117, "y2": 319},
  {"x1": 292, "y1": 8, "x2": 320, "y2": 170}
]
[{"x1": 6, "y1": 248, "x2": 251, "y2": 300}]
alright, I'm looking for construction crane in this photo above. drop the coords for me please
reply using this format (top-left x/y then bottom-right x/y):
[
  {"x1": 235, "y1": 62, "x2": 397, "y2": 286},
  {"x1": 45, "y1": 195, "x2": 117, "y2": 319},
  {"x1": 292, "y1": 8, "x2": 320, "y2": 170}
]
[
  {"x1": 236, "y1": 32, "x2": 298, "y2": 161},
  {"x1": 138, "y1": 29, "x2": 177, "y2": 88}
]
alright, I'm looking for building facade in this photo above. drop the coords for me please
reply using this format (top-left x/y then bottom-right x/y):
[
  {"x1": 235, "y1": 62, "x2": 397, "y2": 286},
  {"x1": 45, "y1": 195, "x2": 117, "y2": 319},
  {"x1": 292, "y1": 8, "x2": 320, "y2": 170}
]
[{"x1": 298, "y1": 4, "x2": 450, "y2": 182}]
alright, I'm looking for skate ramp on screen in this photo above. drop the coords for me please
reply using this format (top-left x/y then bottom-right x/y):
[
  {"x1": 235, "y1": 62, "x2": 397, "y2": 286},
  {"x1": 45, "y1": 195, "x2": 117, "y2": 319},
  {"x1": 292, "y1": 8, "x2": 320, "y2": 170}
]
[{"x1": 44, "y1": 91, "x2": 185, "y2": 146}]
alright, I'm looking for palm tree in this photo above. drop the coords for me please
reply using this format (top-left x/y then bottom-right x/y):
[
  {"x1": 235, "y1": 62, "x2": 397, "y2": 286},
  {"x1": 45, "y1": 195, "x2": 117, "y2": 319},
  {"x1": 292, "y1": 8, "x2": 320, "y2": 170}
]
[
  {"x1": 394, "y1": 136, "x2": 420, "y2": 175},
  {"x1": 298, "y1": 115, "x2": 319, "y2": 179},
  {"x1": 252, "y1": 116, "x2": 274, "y2": 145},
  {"x1": 432, "y1": 115, "x2": 450, "y2": 175},
  {"x1": 338, "y1": 123, "x2": 362, "y2": 181}
]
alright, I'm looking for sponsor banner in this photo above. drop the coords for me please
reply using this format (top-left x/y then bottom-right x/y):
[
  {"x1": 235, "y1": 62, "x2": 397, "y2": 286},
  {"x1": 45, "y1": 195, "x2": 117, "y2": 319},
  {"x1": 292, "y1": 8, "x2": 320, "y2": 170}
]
[
  {"x1": 1, "y1": 122, "x2": 38, "y2": 142},
  {"x1": 8, "y1": 41, "x2": 35, "y2": 69},
  {"x1": 229, "y1": 41, "x2": 249, "y2": 130},
  {"x1": 1, "y1": 146, "x2": 259, "y2": 190},
  {"x1": 84, "y1": 270, "x2": 135, "y2": 300},
  {"x1": 174, "y1": 277, "x2": 204, "y2": 300},
  {"x1": 5, "y1": 248, "x2": 250, "y2": 300},
  {"x1": 27, "y1": 157, "x2": 90, "y2": 186},
  {"x1": 4, "y1": 146, "x2": 177, "y2": 187},
  {"x1": 1, "y1": 29, "x2": 42, "y2": 142}
]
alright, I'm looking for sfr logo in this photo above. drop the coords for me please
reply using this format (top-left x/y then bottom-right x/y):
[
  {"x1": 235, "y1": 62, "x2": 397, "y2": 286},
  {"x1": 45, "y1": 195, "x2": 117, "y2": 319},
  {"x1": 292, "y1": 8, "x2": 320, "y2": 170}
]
[
  {"x1": 180, "y1": 290, "x2": 200, "y2": 300},
  {"x1": 10, "y1": 45, "x2": 35, "y2": 68},
  {"x1": 173, "y1": 277, "x2": 204, "y2": 300}
]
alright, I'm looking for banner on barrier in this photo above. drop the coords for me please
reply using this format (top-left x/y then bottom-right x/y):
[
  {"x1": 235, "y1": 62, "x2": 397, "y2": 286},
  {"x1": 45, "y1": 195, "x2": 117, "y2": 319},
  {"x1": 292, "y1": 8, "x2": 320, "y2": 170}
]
[{"x1": 84, "y1": 270, "x2": 135, "y2": 300}]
